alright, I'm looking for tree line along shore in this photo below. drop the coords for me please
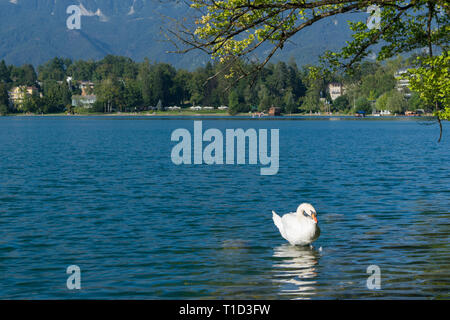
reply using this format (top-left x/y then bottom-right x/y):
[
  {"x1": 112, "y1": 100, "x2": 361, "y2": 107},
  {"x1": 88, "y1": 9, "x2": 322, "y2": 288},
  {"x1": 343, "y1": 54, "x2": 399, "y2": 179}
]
[{"x1": 0, "y1": 54, "x2": 434, "y2": 117}]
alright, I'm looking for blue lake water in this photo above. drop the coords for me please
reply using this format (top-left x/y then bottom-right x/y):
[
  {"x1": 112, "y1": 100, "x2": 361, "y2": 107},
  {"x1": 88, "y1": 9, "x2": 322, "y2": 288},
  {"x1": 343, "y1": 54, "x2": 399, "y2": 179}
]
[{"x1": 0, "y1": 116, "x2": 449, "y2": 299}]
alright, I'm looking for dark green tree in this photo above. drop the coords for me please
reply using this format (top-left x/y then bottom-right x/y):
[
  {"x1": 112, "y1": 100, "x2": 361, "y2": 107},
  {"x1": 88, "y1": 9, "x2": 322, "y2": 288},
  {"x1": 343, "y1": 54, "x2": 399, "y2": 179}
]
[
  {"x1": 41, "y1": 80, "x2": 71, "y2": 113},
  {"x1": 283, "y1": 89, "x2": 297, "y2": 114},
  {"x1": 38, "y1": 57, "x2": 70, "y2": 81},
  {"x1": 355, "y1": 96, "x2": 372, "y2": 114},
  {"x1": 332, "y1": 95, "x2": 350, "y2": 112},
  {"x1": 0, "y1": 60, "x2": 11, "y2": 83},
  {"x1": 22, "y1": 93, "x2": 42, "y2": 113},
  {"x1": 0, "y1": 82, "x2": 9, "y2": 115},
  {"x1": 67, "y1": 59, "x2": 96, "y2": 80},
  {"x1": 10, "y1": 64, "x2": 37, "y2": 86},
  {"x1": 228, "y1": 89, "x2": 241, "y2": 115}
]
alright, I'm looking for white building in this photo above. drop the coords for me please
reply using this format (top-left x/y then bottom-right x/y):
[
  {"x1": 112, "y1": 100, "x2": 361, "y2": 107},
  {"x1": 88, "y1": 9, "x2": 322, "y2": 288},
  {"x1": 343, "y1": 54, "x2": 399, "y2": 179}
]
[
  {"x1": 328, "y1": 83, "x2": 344, "y2": 101},
  {"x1": 395, "y1": 68, "x2": 411, "y2": 98}
]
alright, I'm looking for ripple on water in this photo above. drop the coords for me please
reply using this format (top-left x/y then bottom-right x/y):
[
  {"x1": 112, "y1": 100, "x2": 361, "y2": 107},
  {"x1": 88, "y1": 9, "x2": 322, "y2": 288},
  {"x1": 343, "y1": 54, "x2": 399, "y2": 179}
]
[{"x1": 0, "y1": 118, "x2": 448, "y2": 299}]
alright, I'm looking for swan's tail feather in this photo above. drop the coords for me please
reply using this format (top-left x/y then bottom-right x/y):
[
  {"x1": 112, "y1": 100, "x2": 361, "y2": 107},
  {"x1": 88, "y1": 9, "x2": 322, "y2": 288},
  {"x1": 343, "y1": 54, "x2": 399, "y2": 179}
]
[{"x1": 272, "y1": 211, "x2": 283, "y2": 234}]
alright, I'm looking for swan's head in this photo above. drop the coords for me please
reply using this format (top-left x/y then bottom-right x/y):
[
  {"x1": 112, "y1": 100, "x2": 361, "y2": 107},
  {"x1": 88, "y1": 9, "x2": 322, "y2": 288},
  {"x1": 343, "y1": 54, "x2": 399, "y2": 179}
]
[{"x1": 296, "y1": 203, "x2": 318, "y2": 224}]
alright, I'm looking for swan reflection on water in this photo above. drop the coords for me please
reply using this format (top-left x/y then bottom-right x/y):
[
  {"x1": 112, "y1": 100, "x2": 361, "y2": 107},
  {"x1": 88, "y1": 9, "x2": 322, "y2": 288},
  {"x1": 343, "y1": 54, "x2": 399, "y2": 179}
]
[{"x1": 272, "y1": 244, "x2": 320, "y2": 299}]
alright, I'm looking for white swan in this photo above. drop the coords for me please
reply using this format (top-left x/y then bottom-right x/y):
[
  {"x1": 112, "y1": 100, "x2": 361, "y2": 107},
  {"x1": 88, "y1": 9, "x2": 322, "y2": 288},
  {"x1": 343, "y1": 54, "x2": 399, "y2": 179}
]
[{"x1": 272, "y1": 203, "x2": 320, "y2": 246}]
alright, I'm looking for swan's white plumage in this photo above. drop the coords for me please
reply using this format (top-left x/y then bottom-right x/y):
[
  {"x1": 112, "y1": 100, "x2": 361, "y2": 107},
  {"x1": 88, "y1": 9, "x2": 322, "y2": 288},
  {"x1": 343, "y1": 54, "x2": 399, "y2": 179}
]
[{"x1": 272, "y1": 203, "x2": 320, "y2": 246}]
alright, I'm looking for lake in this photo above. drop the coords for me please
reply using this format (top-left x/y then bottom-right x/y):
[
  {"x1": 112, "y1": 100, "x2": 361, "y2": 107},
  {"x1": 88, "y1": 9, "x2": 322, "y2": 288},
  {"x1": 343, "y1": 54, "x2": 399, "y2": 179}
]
[{"x1": 0, "y1": 116, "x2": 449, "y2": 299}]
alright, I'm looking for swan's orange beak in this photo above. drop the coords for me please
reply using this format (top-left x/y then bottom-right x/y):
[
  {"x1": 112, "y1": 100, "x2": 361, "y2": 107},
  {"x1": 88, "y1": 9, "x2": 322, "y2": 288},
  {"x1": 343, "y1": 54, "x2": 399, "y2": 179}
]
[{"x1": 312, "y1": 212, "x2": 318, "y2": 223}]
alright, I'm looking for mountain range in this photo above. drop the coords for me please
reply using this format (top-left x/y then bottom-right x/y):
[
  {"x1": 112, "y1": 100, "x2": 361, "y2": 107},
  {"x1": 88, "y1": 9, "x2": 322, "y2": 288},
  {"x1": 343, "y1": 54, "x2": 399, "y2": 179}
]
[{"x1": 0, "y1": 0, "x2": 370, "y2": 69}]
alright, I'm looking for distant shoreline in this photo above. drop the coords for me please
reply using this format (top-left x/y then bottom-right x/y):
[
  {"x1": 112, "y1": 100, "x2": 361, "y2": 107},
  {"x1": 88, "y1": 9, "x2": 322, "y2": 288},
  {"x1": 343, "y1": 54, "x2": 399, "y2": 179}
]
[{"x1": 1, "y1": 112, "x2": 438, "y2": 120}]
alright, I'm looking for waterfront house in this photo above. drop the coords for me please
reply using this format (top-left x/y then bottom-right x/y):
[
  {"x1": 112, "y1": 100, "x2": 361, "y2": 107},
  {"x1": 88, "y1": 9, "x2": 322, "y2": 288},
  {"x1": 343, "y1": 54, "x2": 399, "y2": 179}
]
[
  {"x1": 8, "y1": 86, "x2": 39, "y2": 108},
  {"x1": 328, "y1": 82, "x2": 344, "y2": 101},
  {"x1": 79, "y1": 81, "x2": 95, "y2": 96},
  {"x1": 269, "y1": 107, "x2": 281, "y2": 116}
]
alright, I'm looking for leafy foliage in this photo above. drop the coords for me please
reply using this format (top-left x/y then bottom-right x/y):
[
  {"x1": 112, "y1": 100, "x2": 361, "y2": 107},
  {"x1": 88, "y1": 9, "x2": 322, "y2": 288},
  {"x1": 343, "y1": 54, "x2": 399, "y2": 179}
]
[
  {"x1": 180, "y1": 0, "x2": 449, "y2": 120},
  {"x1": 406, "y1": 51, "x2": 450, "y2": 117}
]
